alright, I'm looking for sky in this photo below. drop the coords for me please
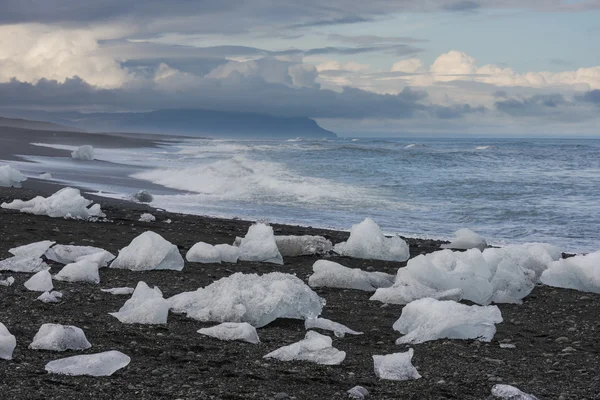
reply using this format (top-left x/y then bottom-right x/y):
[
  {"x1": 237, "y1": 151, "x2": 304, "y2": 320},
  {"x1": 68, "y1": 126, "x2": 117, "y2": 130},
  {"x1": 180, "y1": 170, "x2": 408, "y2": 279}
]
[{"x1": 0, "y1": 0, "x2": 599, "y2": 136}]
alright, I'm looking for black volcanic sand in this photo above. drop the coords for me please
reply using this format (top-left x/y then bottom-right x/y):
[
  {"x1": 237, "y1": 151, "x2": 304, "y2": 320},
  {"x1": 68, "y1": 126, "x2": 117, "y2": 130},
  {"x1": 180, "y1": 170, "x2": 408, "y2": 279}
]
[{"x1": 0, "y1": 187, "x2": 599, "y2": 400}]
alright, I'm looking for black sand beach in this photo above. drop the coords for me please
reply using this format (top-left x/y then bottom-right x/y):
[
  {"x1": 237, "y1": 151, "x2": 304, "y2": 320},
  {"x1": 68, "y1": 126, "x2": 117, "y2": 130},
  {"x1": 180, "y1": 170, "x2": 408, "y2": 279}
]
[{"x1": 1, "y1": 127, "x2": 599, "y2": 399}]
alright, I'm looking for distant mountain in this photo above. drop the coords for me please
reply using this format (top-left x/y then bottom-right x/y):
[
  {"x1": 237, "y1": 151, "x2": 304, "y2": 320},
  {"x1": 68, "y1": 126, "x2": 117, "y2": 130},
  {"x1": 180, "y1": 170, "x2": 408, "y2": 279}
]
[
  {"x1": 1, "y1": 109, "x2": 336, "y2": 139},
  {"x1": 0, "y1": 116, "x2": 79, "y2": 132}
]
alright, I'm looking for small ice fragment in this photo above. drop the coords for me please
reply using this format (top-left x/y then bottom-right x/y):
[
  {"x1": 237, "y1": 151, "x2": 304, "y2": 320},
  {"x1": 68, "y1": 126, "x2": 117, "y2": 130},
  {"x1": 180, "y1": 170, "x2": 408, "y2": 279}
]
[
  {"x1": 264, "y1": 331, "x2": 345, "y2": 365},
  {"x1": 393, "y1": 298, "x2": 503, "y2": 344},
  {"x1": 1, "y1": 187, "x2": 105, "y2": 219},
  {"x1": 0, "y1": 323, "x2": 17, "y2": 360},
  {"x1": 138, "y1": 213, "x2": 155, "y2": 222},
  {"x1": 9, "y1": 240, "x2": 55, "y2": 258},
  {"x1": 198, "y1": 322, "x2": 260, "y2": 344},
  {"x1": 45, "y1": 350, "x2": 130, "y2": 376},
  {"x1": 101, "y1": 287, "x2": 134, "y2": 295},
  {"x1": 490, "y1": 384, "x2": 539, "y2": 399},
  {"x1": 29, "y1": 323, "x2": 92, "y2": 351},
  {"x1": 54, "y1": 260, "x2": 100, "y2": 284},
  {"x1": 109, "y1": 231, "x2": 184, "y2": 271},
  {"x1": 0, "y1": 256, "x2": 49, "y2": 273},
  {"x1": 109, "y1": 281, "x2": 169, "y2": 324},
  {"x1": 39, "y1": 172, "x2": 52, "y2": 180},
  {"x1": 238, "y1": 223, "x2": 283, "y2": 264},
  {"x1": 24, "y1": 270, "x2": 53, "y2": 292},
  {"x1": 164, "y1": 219, "x2": 172, "y2": 224},
  {"x1": 214, "y1": 244, "x2": 240, "y2": 263},
  {"x1": 348, "y1": 385, "x2": 369, "y2": 399},
  {"x1": 500, "y1": 343, "x2": 516, "y2": 349},
  {"x1": 37, "y1": 291, "x2": 63, "y2": 303},
  {"x1": 45, "y1": 244, "x2": 115, "y2": 267},
  {"x1": 132, "y1": 190, "x2": 153, "y2": 203},
  {"x1": 71, "y1": 145, "x2": 94, "y2": 160},
  {"x1": 441, "y1": 228, "x2": 487, "y2": 251},
  {"x1": 333, "y1": 218, "x2": 409, "y2": 262},
  {"x1": 308, "y1": 260, "x2": 395, "y2": 292},
  {"x1": 168, "y1": 272, "x2": 323, "y2": 328},
  {"x1": 275, "y1": 235, "x2": 333, "y2": 257},
  {"x1": 186, "y1": 242, "x2": 221, "y2": 264},
  {"x1": 373, "y1": 349, "x2": 421, "y2": 381},
  {"x1": 0, "y1": 276, "x2": 15, "y2": 286},
  {"x1": 304, "y1": 317, "x2": 363, "y2": 338},
  {"x1": 0, "y1": 165, "x2": 26, "y2": 188}
]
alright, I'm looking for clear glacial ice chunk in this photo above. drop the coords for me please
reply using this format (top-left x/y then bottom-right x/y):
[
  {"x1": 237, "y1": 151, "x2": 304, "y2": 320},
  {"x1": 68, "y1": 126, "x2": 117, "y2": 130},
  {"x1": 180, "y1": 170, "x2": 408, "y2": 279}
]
[
  {"x1": 109, "y1": 281, "x2": 169, "y2": 324},
  {"x1": 540, "y1": 251, "x2": 600, "y2": 294},
  {"x1": 54, "y1": 260, "x2": 100, "y2": 284},
  {"x1": 264, "y1": 331, "x2": 345, "y2": 365},
  {"x1": 215, "y1": 244, "x2": 240, "y2": 263},
  {"x1": 275, "y1": 235, "x2": 333, "y2": 257},
  {"x1": 373, "y1": 348, "x2": 421, "y2": 381},
  {"x1": 45, "y1": 244, "x2": 115, "y2": 267},
  {"x1": 9, "y1": 240, "x2": 55, "y2": 258},
  {"x1": 198, "y1": 322, "x2": 260, "y2": 344},
  {"x1": 0, "y1": 165, "x2": 26, "y2": 188},
  {"x1": 37, "y1": 291, "x2": 63, "y2": 303},
  {"x1": 29, "y1": 323, "x2": 92, "y2": 351},
  {"x1": 138, "y1": 213, "x2": 155, "y2": 222},
  {"x1": 24, "y1": 270, "x2": 53, "y2": 292},
  {"x1": 169, "y1": 272, "x2": 323, "y2": 328},
  {"x1": 0, "y1": 256, "x2": 49, "y2": 273},
  {"x1": 441, "y1": 228, "x2": 487, "y2": 251},
  {"x1": 186, "y1": 242, "x2": 222, "y2": 263},
  {"x1": 304, "y1": 317, "x2": 363, "y2": 338},
  {"x1": 308, "y1": 260, "x2": 395, "y2": 292},
  {"x1": 238, "y1": 223, "x2": 283, "y2": 264},
  {"x1": 333, "y1": 218, "x2": 409, "y2": 262},
  {"x1": 0, "y1": 323, "x2": 16, "y2": 360},
  {"x1": 491, "y1": 384, "x2": 539, "y2": 399},
  {"x1": 71, "y1": 145, "x2": 95, "y2": 160},
  {"x1": 393, "y1": 298, "x2": 503, "y2": 344},
  {"x1": 1, "y1": 187, "x2": 105, "y2": 219},
  {"x1": 0, "y1": 276, "x2": 15, "y2": 286},
  {"x1": 109, "y1": 231, "x2": 184, "y2": 271},
  {"x1": 101, "y1": 287, "x2": 134, "y2": 295},
  {"x1": 45, "y1": 350, "x2": 130, "y2": 376}
]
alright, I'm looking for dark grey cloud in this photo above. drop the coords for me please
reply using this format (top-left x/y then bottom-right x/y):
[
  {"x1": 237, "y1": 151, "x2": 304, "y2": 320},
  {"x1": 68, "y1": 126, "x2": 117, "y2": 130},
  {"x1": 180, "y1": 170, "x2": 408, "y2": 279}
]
[
  {"x1": 327, "y1": 34, "x2": 428, "y2": 46},
  {"x1": 303, "y1": 44, "x2": 422, "y2": 57},
  {"x1": 286, "y1": 16, "x2": 373, "y2": 29},
  {"x1": 495, "y1": 93, "x2": 568, "y2": 116},
  {"x1": 0, "y1": 76, "x2": 480, "y2": 121},
  {"x1": 577, "y1": 90, "x2": 600, "y2": 105},
  {"x1": 442, "y1": 1, "x2": 481, "y2": 12}
]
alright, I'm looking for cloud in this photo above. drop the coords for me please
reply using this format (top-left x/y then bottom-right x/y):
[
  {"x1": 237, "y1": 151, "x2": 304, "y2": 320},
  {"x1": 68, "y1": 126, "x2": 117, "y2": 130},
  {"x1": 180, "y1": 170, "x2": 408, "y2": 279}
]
[
  {"x1": 442, "y1": 1, "x2": 481, "y2": 12},
  {"x1": 495, "y1": 94, "x2": 568, "y2": 116},
  {"x1": 577, "y1": 89, "x2": 600, "y2": 104},
  {"x1": 287, "y1": 16, "x2": 373, "y2": 29},
  {"x1": 327, "y1": 34, "x2": 427, "y2": 45}
]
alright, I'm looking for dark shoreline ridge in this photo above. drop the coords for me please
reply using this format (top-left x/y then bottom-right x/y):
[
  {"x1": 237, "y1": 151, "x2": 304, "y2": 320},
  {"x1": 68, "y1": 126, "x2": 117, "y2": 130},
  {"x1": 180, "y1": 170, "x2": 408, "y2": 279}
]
[{"x1": 0, "y1": 186, "x2": 598, "y2": 399}]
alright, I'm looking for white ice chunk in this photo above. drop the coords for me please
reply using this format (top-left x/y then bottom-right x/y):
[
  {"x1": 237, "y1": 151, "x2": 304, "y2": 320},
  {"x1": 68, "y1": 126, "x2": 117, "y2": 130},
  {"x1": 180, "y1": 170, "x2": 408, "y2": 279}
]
[
  {"x1": 71, "y1": 145, "x2": 95, "y2": 160},
  {"x1": 264, "y1": 331, "x2": 345, "y2": 365},
  {"x1": 198, "y1": 322, "x2": 260, "y2": 344},
  {"x1": 333, "y1": 218, "x2": 409, "y2": 262},
  {"x1": 394, "y1": 298, "x2": 502, "y2": 344},
  {"x1": 0, "y1": 165, "x2": 26, "y2": 188},
  {"x1": 45, "y1": 244, "x2": 115, "y2": 267},
  {"x1": 109, "y1": 231, "x2": 184, "y2": 271},
  {"x1": 1, "y1": 187, "x2": 105, "y2": 219},
  {"x1": 275, "y1": 235, "x2": 333, "y2": 257},
  {"x1": 370, "y1": 273, "x2": 464, "y2": 305},
  {"x1": 39, "y1": 172, "x2": 52, "y2": 180},
  {"x1": 138, "y1": 213, "x2": 155, "y2": 222},
  {"x1": 238, "y1": 223, "x2": 283, "y2": 264},
  {"x1": 304, "y1": 317, "x2": 363, "y2": 338},
  {"x1": 54, "y1": 260, "x2": 100, "y2": 284},
  {"x1": 29, "y1": 323, "x2": 92, "y2": 351},
  {"x1": 215, "y1": 244, "x2": 240, "y2": 263},
  {"x1": 37, "y1": 291, "x2": 63, "y2": 303},
  {"x1": 348, "y1": 386, "x2": 369, "y2": 399},
  {"x1": 0, "y1": 323, "x2": 17, "y2": 360},
  {"x1": 540, "y1": 251, "x2": 600, "y2": 293},
  {"x1": 169, "y1": 272, "x2": 323, "y2": 328},
  {"x1": 101, "y1": 287, "x2": 134, "y2": 295},
  {"x1": 308, "y1": 260, "x2": 395, "y2": 292},
  {"x1": 186, "y1": 242, "x2": 221, "y2": 264},
  {"x1": 9, "y1": 240, "x2": 55, "y2": 258},
  {"x1": 441, "y1": 228, "x2": 487, "y2": 251},
  {"x1": 45, "y1": 350, "x2": 130, "y2": 376},
  {"x1": 491, "y1": 384, "x2": 539, "y2": 399},
  {"x1": 0, "y1": 276, "x2": 15, "y2": 286},
  {"x1": 24, "y1": 270, "x2": 53, "y2": 292},
  {"x1": 0, "y1": 256, "x2": 49, "y2": 273},
  {"x1": 109, "y1": 281, "x2": 169, "y2": 324},
  {"x1": 373, "y1": 349, "x2": 421, "y2": 381}
]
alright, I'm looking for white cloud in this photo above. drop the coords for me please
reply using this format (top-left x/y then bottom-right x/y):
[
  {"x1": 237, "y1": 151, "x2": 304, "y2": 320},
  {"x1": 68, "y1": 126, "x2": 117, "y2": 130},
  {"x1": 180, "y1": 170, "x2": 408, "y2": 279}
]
[{"x1": 391, "y1": 58, "x2": 425, "y2": 73}]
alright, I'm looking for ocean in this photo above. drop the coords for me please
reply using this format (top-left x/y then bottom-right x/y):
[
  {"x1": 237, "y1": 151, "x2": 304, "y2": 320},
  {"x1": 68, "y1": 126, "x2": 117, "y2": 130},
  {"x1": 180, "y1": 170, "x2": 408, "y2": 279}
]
[{"x1": 11, "y1": 137, "x2": 600, "y2": 253}]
